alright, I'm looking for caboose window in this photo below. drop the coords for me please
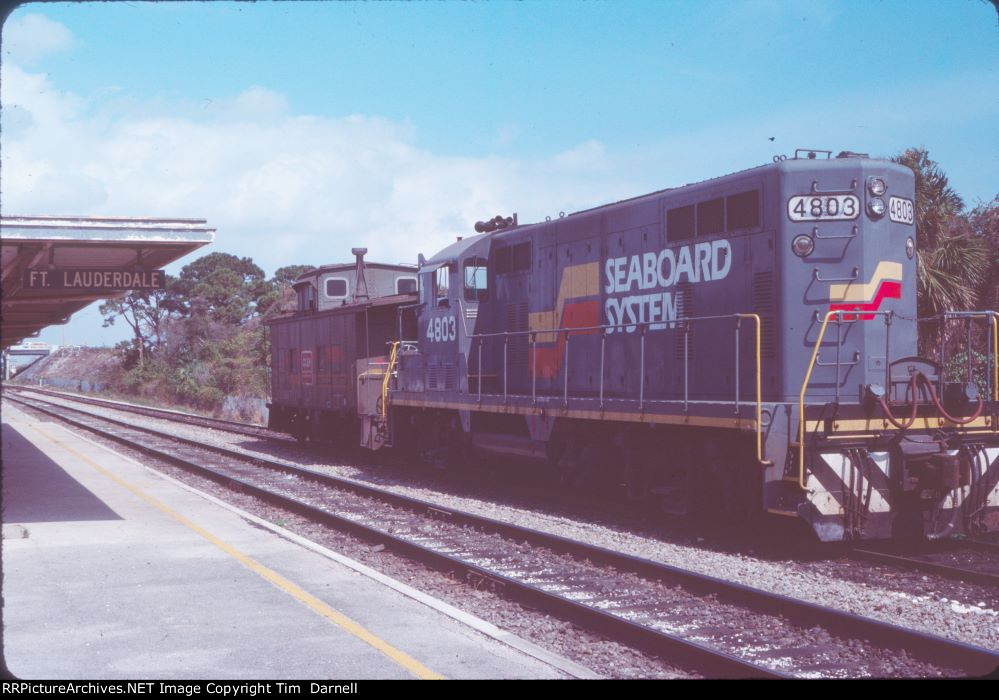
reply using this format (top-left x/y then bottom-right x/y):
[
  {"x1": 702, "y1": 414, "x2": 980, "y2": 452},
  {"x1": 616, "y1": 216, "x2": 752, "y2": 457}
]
[
  {"x1": 463, "y1": 257, "x2": 489, "y2": 301},
  {"x1": 325, "y1": 278, "x2": 349, "y2": 299},
  {"x1": 396, "y1": 276, "x2": 417, "y2": 294},
  {"x1": 288, "y1": 349, "x2": 298, "y2": 374},
  {"x1": 297, "y1": 285, "x2": 316, "y2": 312},
  {"x1": 697, "y1": 198, "x2": 725, "y2": 236},
  {"x1": 726, "y1": 190, "x2": 760, "y2": 231},
  {"x1": 667, "y1": 205, "x2": 695, "y2": 241}
]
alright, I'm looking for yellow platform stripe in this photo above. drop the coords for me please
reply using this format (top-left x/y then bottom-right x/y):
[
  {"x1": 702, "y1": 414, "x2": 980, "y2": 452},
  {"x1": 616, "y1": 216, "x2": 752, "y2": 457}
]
[{"x1": 28, "y1": 422, "x2": 445, "y2": 681}]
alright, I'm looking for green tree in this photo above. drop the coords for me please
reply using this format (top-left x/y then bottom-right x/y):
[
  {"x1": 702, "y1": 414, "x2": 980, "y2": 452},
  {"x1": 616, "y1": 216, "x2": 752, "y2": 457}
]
[
  {"x1": 257, "y1": 264, "x2": 316, "y2": 317},
  {"x1": 893, "y1": 149, "x2": 997, "y2": 378},
  {"x1": 893, "y1": 149, "x2": 989, "y2": 334},
  {"x1": 893, "y1": 147, "x2": 965, "y2": 250},
  {"x1": 169, "y1": 252, "x2": 269, "y2": 326},
  {"x1": 273, "y1": 264, "x2": 317, "y2": 285},
  {"x1": 99, "y1": 282, "x2": 173, "y2": 367},
  {"x1": 966, "y1": 195, "x2": 999, "y2": 310}
]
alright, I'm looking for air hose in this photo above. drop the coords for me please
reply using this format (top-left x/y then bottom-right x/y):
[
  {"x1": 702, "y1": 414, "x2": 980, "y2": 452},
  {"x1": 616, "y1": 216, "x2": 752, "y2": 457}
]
[
  {"x1": 876, "y1": 374, "x2": 919, "y2": 430},
  {"x1": 877, "y1": 371, "x2": 984, "y2": 430}
]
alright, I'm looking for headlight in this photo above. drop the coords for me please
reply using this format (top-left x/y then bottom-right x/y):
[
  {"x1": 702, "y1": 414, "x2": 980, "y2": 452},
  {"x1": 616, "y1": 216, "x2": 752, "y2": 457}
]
[
  {"x1": 906, "y1": 237, "x2": 915, "y2": 259},
  {"x1": 867, "y1": 197, "x2": 886, "y2": 218},
  {"x1": 867, "y1": 177, "x2": 886, "y2": 196},
  {"x1": 792, "y1": 234, "x2": 815, "y2": 257}
]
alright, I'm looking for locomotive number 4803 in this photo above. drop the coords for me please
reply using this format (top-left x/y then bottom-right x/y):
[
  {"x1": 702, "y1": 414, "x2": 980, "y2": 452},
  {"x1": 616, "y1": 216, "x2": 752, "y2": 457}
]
[
  {"x1": 427, "y1": 315, "x2": 457, "y2": 342},
  {"x1": 787, "y1": 194, "x2": 860, "y2": 222},
  {"x1": 889, "y1": 196, "x2": 914, "y2": 225}
]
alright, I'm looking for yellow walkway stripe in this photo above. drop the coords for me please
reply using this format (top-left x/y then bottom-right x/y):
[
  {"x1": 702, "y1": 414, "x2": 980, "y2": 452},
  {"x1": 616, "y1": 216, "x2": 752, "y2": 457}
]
[{"x1": 27, "y1": 422, "x2": 444, "y2": 681}]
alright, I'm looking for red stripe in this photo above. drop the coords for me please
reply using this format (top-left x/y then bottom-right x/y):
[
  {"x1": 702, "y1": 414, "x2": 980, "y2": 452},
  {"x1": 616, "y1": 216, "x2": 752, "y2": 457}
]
[
  {"x1": 830, "y1": 280, "x2": 901, "y2": 321},
  {"x1": 531, "y1": 300, "x2": 600, "y2": 379}
]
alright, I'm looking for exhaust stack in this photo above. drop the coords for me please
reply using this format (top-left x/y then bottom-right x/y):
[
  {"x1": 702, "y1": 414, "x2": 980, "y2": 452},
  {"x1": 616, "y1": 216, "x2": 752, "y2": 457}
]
[{"x1": 352, "y1": 247, "x2": 369, "y2": 302}]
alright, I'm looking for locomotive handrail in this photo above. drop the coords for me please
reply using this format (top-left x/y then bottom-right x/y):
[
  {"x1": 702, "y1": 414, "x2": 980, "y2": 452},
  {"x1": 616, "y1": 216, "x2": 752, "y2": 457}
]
[
  {"x1": 812, "y1": 224, "x2": 858, "y2": 241},
  {"x1": 382, "y1": 341, "x2": 401, "y2": 418},
  {"x1": 916, "y1": 310, "x2": 999, "y2": 402},
  {"x1": 812, "y1": 267, "x2": 858, "y2": 283},
  {"x1": 799, "y1": 310, "x2": 858, "y2": 490},
  {"x1": 814, "y1": 352, "x2": 860, "y2": 367},
  {"x1": 468, "y1": 312, "x2": 772, "y2": 467},
  {"x1": 798, "y1": 310, "x2": 894, "y2": 489},
  {"x1": 735, "y1": 313, "x2": 771, "y2": 467},
  {"x1": 797, "y1": 309, "x2": 997, "y2": 490}
]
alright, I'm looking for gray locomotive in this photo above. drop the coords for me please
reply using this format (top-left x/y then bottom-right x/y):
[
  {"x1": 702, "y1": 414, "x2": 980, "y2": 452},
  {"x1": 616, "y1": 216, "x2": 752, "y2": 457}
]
[{"x1": 271, "y1": 150, "x2": 998, "y2": 541}]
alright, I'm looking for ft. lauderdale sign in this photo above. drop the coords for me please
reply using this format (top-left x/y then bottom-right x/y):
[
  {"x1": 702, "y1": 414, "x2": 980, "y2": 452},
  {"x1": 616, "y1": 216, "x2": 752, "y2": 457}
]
[{"x1": 24, "y1": 268, "x2": 165, "y2": 291}]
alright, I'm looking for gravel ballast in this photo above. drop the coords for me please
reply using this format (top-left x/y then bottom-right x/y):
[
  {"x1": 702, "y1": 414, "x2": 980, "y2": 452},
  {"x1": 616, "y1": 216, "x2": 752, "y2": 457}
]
[{"x1": 14, "y1": 390, "x2": 999, "y2": 654}]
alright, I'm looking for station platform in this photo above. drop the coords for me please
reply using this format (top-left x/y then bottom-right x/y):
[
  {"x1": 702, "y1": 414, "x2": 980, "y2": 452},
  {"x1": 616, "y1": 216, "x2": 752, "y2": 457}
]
[{"x1": 1, "y1": 403, "x2": 587, "y2": 679}]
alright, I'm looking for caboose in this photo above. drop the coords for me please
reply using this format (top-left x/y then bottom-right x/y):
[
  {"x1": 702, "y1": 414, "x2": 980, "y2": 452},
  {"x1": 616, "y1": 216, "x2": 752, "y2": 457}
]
[
  {"x1": 363, "y1": 150, "x2": 998, "y2": 541},
  {"x1": 267, "y1": 249, "x2": 418, "y2": 442}
]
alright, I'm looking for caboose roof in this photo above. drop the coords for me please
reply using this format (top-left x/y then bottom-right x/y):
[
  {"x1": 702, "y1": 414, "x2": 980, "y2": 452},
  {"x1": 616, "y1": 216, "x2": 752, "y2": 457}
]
[{"x1": 292, "y1": 261, "x2": 416, "y2": 288}]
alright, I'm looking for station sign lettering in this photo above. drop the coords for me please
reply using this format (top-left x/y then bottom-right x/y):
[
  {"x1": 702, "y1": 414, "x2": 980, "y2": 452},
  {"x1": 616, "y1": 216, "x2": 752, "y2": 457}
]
[{"x1": 24, "y1": 268, "x2": 165, "y2": 291}]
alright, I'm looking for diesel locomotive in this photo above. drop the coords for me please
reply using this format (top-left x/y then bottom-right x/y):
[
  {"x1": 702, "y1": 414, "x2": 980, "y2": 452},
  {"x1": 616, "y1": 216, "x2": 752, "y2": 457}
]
[{"x1": 269, "y1": 150, "x2": 999, "y2": 542}]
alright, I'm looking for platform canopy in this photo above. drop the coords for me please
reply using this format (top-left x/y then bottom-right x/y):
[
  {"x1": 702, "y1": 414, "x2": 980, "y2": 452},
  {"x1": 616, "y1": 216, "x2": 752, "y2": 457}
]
[{"x1": 1, "y1": 216, "x2": 215, "y2": 349}]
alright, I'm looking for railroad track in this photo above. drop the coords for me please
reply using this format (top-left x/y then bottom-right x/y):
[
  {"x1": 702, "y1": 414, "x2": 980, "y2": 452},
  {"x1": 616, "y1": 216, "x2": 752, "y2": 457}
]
[
  {"x1": 849, "y1": 540, "x2": 999, "y2": 589},
  {"x1": 5, "y1": 385, "x2": 277, "y2": 440},
  {"x1": 7, "y1": 392, "x2": 997, "y2": 679}
]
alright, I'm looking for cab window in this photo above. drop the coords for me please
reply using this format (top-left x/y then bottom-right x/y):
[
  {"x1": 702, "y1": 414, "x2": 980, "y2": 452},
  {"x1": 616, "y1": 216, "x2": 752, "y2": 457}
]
[
  {"x1": 435, "y1": 265, "x2": 450, "y2": 307},
  {"x1": 463, "y1": 257, "x2": 488, "y2": 302}
]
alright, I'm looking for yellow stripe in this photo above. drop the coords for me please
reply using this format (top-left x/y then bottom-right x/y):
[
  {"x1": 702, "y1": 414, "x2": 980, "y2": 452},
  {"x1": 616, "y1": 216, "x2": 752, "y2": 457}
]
[
  {"x1": 390, "y1": 396, "x2": 755, "y2": 430},
  {"x1": 828, "y1": 261, "x2": 902, "y2": 302},
  {"x1": 806, "y1": 416, "x2": 995, "y2": 432},
  {"x1": 528, "y1": 261, "x2": 599, "y2": 336},
  {"x1": 27, "y1": 422, "x2": 444, "y2": 681}
]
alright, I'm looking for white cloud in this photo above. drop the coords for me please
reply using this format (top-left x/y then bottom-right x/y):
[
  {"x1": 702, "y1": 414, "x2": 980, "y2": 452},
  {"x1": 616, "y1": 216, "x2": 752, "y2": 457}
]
[
  {"x1": 0, "y1": 63, "x2": 638, "y2": 278},
  {"x1": 3, "y1": 42, "x2": 994, "y2": 288},
  {"x1": 2, "y1": 13, "x2": 76, "y2": 65}
]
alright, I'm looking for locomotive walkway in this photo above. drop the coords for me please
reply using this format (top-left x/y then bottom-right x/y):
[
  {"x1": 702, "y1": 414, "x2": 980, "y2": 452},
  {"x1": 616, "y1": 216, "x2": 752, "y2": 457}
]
[{"x1": 0, "y1": 403, "x2": 579, "y2": 679}]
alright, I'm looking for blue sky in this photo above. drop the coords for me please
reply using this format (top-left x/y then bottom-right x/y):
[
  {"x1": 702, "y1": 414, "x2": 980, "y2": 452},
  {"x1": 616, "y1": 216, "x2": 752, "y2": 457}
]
[{"x1": 2, "y1": 1, "x2": 997, "y2": 347}]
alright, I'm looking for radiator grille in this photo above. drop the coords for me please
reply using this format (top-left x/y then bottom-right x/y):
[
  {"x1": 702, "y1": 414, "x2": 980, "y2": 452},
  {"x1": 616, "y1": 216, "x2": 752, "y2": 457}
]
[
  {"x1": 506, "y1": 302, "x2": 529, "y2": 379},
  {"x1": 753, "y1": 271, "x2": 776, "y2": 358},
  {"x1": 674, "y1": 284, "x2": 694, "y2": 361}
]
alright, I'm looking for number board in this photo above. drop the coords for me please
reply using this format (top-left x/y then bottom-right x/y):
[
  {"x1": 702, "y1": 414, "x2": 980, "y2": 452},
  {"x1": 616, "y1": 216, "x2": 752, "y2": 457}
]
[
  {"x1": 888, "y1": 196, "x2": 914, "y2": 225},
  {"x1": 426, "y1": 315, "x2": 457, "y2": 343},
  {"x1": 787, "y1": 195, "x2": 860, "y2": 222}
]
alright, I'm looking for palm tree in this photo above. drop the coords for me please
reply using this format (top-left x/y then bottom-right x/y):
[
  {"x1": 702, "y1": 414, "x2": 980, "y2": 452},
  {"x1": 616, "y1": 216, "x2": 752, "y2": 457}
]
[{"x1": 892, "y1": 148, "x2": 991, "y2": 359}]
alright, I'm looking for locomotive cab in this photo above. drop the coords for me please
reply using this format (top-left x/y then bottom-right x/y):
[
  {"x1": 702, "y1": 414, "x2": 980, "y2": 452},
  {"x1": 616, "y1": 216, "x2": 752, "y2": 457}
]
[{"x1": 403, "y1": 233, "x2": 494, "y2": 396}]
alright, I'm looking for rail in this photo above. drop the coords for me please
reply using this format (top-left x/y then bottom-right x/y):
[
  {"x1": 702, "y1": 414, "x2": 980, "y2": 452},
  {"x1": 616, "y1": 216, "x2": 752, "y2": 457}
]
[
  {"x1": 797, "y1": 310, "x2": 997, "y2": 490},
  {"x1": 468, "y1": 313, "x2": 772, "y2": 467}
]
